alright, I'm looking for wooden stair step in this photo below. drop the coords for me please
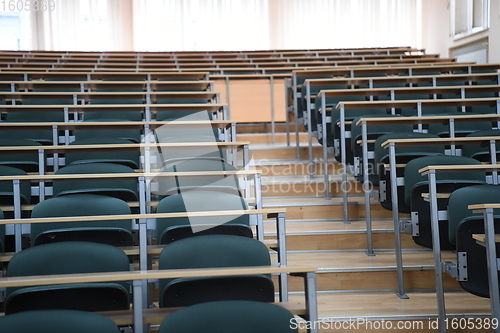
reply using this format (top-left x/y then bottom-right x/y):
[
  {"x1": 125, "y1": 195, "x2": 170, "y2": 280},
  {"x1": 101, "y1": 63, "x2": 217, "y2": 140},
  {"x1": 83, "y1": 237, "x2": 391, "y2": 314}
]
[
  {"x1": 264, "y1": 219, "x2": 395, "y2": 234},
  {"x1": 237, "y1": 132, "x2": 308, "y2": 144},
  {"x1": 250, "y1": 143, "x2": 323, "y2": 160},
  {"x1": 263, "y1": 196, "x2": 397, "y2": 220},
  {"x1": 275, "y1": 250, "x2": 459, "y2": 292},
  {"x1": 288, "y1": 291, "x2": 491, "y2": 332},
  {"x1": 253, "y1": 159, "x2": 340, "y2": 176}
]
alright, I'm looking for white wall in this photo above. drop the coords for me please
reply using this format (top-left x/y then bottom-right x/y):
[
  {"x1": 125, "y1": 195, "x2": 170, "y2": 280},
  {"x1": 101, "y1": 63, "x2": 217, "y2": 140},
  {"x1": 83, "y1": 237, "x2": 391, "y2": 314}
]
[
  {"x1": 420, "y1": 0, "x2": 450, "y2": 57},
  {"x1": 420, "y1": 0, "x2": 500, "y2": 63},
  {"x1": 489, "y1": 0, "x2": 500, "y2": 63}
]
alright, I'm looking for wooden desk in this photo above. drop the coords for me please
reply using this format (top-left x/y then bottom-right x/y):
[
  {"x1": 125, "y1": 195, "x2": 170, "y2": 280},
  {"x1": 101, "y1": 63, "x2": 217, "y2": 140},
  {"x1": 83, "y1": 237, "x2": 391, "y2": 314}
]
[
  {"x1": 0, "y1": 169, "x2": 264, "y2": 251},
  {"x1": 0, "y1": 71, "x2": 210, "y2": 81},
  {"x1": 0, "y1": 265, "x2": 319, "y2": 333},
  {"x1": 0, "y1": 206, "x2": 292, "y2": 318},
  {"x1": 0, "y1": 91, "x2": 219, "y2": 103},
  {"x1": 0, "y1": 80, "x2": 214, "y2": 92},
  {"x1": 0, "y1": 103, "x2": 227, "y2": 123},
  {"x1": 469, "y1": 203, "x2": 500, "y2": 333},
  {"x1": 472, "y1": 233, "x2": 500, "y2": 243},
  {"x1": 305, "y1": 72, "x2": 500, "y2": 91}
]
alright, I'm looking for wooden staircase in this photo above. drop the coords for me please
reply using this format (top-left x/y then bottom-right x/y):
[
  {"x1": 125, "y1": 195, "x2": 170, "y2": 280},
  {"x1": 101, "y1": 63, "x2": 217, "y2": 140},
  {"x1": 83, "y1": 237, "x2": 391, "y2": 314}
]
[{"x1": 238, "y1": 125, "x2": 492, "y2": 333}]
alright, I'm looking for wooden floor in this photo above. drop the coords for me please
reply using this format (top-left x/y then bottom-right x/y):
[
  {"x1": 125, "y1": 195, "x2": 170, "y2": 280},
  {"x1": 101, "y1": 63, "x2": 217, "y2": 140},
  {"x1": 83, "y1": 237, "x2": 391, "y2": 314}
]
[{"x1": 245, "y1": 128, "x2": 495, "y2": 332}]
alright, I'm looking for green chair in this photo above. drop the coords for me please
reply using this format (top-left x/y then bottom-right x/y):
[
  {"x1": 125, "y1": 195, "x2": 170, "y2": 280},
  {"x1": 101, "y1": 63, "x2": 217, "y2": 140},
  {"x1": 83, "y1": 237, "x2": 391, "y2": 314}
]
[
  {"x1": 159, "y1": 300, "x2": 298, "y2": 333},
  {"x1": 155, "y1": 110, "x2": 213, "y2": 121},
  {"x1": 65, "y1": 137, "x2": 140, "y2": 169},
  {"x1": 400, "y1": 106, "x2": 459, "y2": 117},
  {"x1": 404, "y1": 155, "x2": 485, "y2": 249},
  {"x1": 0, "y1": 309, "x2": 120, "y2": 333},
  {"x1": 331, "y1": 108, "x2": 388, "y2": 163},
  {"x1": 313, "y1": 94, "x2": 369, "y2": 147},
  {"x1": 374, "y1": 132, "x2": 444, "y2": 213},
  {"x1": 155, "y1": 134, "x2": 226, "y2": 165},
  {"x1": 155, "y1": 97, "x2": 208, "y2": 105},
  {"x1": 52, "y1": 163, "x2": 138, "y2": 202},
  {"x1": 0, "y1": 138, "x2": 42, "y2": 173},
  {"x1": 0, "y1": 209, "x2": 4, "y2": 252},
  {"x1": 158, "y1": 159, "x2": 239, "y2": 197},
  {"x1": 30, "y1": 194, "x2": 133, "y2": 247},
  {"x1": 448, "y1": 184, "x2": 500, "y2": 298},
  {"x1": 350, "y1": 114, "x2": 414, "y2": 184},
  {"x1": 462, "y1": 129, "x2": 500, "y2": 163},
  {"x1": 156, "y1": 190, "x2": 251, "y2": 244},
  {"x1": 5, "y1": 241, "x2": 131, "y2": 314},
  {"x1": 427, "y1": 113, "x2": 492, "y2": 138},
  {"x1": 0, "y1": 165, "x2": 31, "y2": 206},
  {"x1": 158, "y1": 235, "x2": 273, "y2": 307},
  {"x1": 75, "y1": 121, "x2": 142, "y2": 142},
  {"x1": 83, "y1": 111, "x2": 143, "y2": 121},
  {"x1": 0, "y1": 112, "x2": 64, "y2": 144},
  {"x1": 299, "y1": 81, "x2": 348, "y2": 129}
]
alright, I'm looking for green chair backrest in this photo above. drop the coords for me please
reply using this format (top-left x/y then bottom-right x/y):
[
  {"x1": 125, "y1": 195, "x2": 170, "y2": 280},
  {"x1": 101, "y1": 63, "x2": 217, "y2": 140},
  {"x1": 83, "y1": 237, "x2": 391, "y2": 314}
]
[
  {"x1": 1, "y1": 112, "x2": 64, "y2": 144},
  {"x1": 6, "y1": 241, "x2": 130, "y2": 296},
  {"x1": 400, "y1": 106, "x2": 458, "y2": 117},
  {"x1": 404, "y1": 155, "x2": 485, "y2": 206},
  {"x1": 374, "y1": 132, "x2": 444, "y2": 167},
  {"x1": 331, "y1": 108, "x2": 388, "y2": 139},
  {"x1": 65, "y1": 137, "x2": 140, "y2": 169},
  {"x1": 159, "y1": 300, "x2": 297, "y2": 333},
  {"x1": 448, "y1": 184, "x2": 500, "y2": 244},
  {"x1": 155, "y1": 110, "x2": 213, "y2": 121},
  {"x1": 462, "y1": 129, "x2": 500, "y2": 162},
  {"x1": 77, "y1": 114, "x2": 143, "y2": 142},
  {"x1": 0, "y1": 138, "x2": 42, "y2": 173},
  {"x1": 0, "y1": 165, "x2": 31, "y2": 204},
  {"x1": 158, "y1": 159, "x2": 238, "y2": 196},
  {"x1": 53, "y1": 163, "x2": 138, "y2": 201},
  {"x1": 0, "y1": 309, "x2": 120, "y2": 333},
  {"x1": 427, "y1": 113, "x2": 492, "y2": 137},
  {"x1": 350, "y1": 114, "x2": 414, "y2": 153},
  {"x1": 156, "y1": 190, "x2": 249, "y2": 242},
  {"x1": 0, "y1": 209, "x2": 4, "y2": 252},
  {"x1": 30, "y1": 194, "x2": 133, "y2": 246},
  {"x1": 155, "y1": 98, "x2": 208, "y2": 104},
  {"x1": 84, "y1": 111, "x2": 143, "y2": 121},
  {"x1": 158, "y1": 234, "x2": 270, "y2": 300}
]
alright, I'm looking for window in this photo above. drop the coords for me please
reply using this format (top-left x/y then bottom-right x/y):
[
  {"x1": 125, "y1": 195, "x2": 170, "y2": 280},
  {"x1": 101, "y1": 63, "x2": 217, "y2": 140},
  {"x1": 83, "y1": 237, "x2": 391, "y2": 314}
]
[
  {"x1": 0, "y1": 11, "x2": 21, "y2": 50},
  {"x1": 451, "y1": 0, "x2": 490, "y2": 38}
]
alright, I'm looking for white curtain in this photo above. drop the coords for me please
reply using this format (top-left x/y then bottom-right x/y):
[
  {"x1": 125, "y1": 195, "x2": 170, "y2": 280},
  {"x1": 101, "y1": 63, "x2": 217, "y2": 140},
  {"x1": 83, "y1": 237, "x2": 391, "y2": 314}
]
[
  {"x1": 275, "y1": 0, "x2": 419, "y2": 50},
  {"x1": 30, "y1": 0, "x2": 132, "y2": 51},
  {"x1": 22, "y1": 0, "x2": 419, "y2": 51},
  {"x1": 132, "y1": 0, "x2": 270, "y2": 51}
]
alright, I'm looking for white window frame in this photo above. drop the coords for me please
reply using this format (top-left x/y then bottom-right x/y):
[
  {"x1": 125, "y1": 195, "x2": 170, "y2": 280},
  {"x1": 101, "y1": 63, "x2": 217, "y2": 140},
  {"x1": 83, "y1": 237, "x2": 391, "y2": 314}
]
[{"x1": 450, "y1": 0, "x2": 490, "y2": 39}]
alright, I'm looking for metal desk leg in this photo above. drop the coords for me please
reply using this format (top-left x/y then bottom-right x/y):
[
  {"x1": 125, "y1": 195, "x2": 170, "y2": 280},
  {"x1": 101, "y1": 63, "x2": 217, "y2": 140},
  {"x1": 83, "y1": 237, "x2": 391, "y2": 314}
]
[
  {"x1": 307, "y1": 83, "x2": 314, "y2": 176},
  {"x1": 132, "y1": 280, "x2": 145, "y2": 333},
  {"x1": 321, "y1": 95, "x2": 330, "y2": 199},
  {"x1": 38, "y1": 149, "x2": 45, "y2": 202},
  {"x1": 389, "y1": 142, "x2": 407, "y2": 299},
  {"x1": 52, "y1": 125, "x2": 59, "y2": 171},
  {"x1": 276, "y1": 212, "x2": 288, "y2": 302},
  {"x1": 361, "y1": 121, "x2": 374, "y2": 255},
  {"x1": 138, "y1": 177, "x2": 148, "y2": 271},
  {"x1": 304, "y1": 271, "x2": 319, "y2": 333},
  {"x1": 340, "y1": 105, "x2": 349, "y2": 223},
  {"x1": 255, "y1": 174, "x2": 264, "y2": 241},
  {"x1": 479, "y1": 208, "x2": 500, "y2": 331},
  {"x1": 13, "y1": 179, "x2": 22, "y2": 252},
  {"x1": 428, "y1": 169, "x2": 447, "y2": 332},
  {"x1": 270, "y1": 76, "x2": 276, "y2": 145}
]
